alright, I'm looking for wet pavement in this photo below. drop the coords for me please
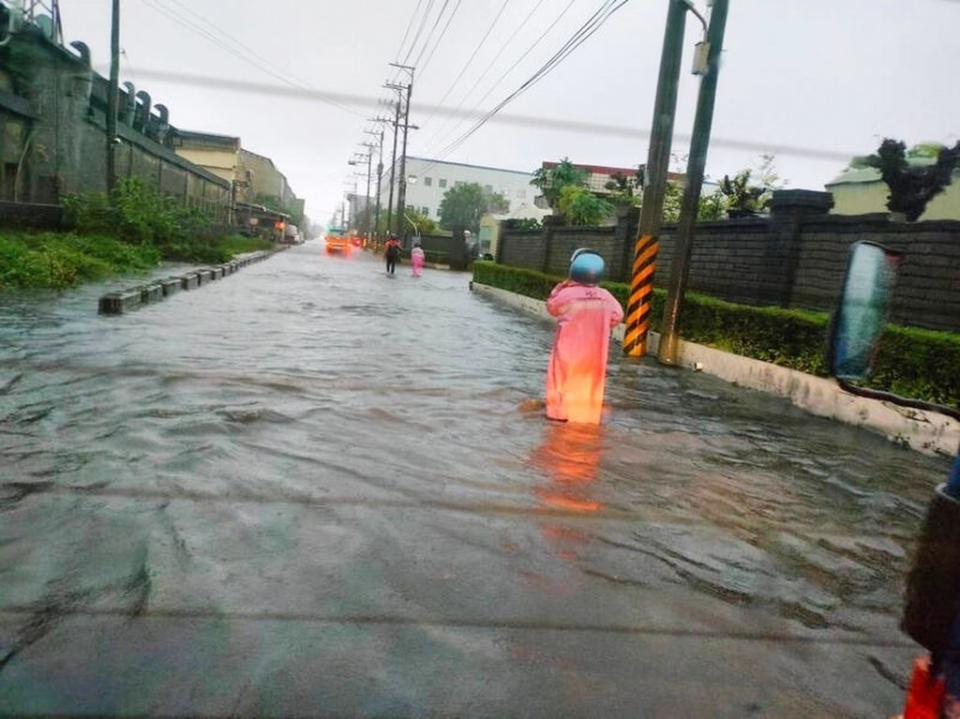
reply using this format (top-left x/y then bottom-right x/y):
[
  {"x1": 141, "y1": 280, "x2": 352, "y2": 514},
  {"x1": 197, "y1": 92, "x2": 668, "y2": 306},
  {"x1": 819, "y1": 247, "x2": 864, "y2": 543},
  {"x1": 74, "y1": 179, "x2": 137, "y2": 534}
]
[{"x1": 0, "y1": 242, "x2": 952, "y2": 718}]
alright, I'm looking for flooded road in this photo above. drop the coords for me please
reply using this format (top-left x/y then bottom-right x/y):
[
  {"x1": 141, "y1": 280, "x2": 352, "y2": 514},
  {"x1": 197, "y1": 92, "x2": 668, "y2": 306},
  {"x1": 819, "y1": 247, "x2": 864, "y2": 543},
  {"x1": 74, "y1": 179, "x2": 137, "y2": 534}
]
[{"x1": 0, "y1": 243, "x2": 951, "y2": 717}]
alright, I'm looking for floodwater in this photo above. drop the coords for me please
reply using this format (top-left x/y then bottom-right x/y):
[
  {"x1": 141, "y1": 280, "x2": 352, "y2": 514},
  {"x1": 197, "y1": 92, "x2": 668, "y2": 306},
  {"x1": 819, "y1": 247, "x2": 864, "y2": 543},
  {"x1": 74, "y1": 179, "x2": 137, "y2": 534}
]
[{"x1": 0, "y1": 243, "x2": 951, "y2": 718}]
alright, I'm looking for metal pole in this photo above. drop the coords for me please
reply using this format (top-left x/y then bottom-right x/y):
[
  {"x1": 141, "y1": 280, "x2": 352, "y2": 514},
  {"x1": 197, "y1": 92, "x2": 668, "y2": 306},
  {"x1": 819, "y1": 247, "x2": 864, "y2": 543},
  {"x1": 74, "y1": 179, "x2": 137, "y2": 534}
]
[
  {"x1": 106, "y1": 0, "x2": 120, "y2": 192},
  {"x1": 374, "y1": 129, "x2": 384, "y2": 240},
  {"x1": 658, "y1": 0, "x2": 729, "y2": 366},
  {"x1": 386, "y1": 99, "x2": 400, "y2": 235},
  {"x1": 396, "y1": 77, "x2": 413, "y2": 238},
  {"x1": 623, "y1": 0, "x2": 688, "y2": 358}
]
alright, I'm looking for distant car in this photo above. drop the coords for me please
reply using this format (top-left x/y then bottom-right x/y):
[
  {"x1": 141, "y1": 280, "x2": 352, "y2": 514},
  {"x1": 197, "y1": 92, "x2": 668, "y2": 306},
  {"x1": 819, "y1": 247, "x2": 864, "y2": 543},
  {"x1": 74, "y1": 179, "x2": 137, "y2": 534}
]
[{"x1": 325, "y1": 228, "x2": 350, "y2": 254}]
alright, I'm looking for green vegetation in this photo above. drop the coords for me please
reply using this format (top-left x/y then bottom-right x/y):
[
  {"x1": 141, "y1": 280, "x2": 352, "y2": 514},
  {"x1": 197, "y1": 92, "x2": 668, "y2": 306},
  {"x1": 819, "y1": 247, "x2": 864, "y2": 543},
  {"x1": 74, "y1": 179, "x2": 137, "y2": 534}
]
[
  {"x1": 1, "y1": 180, "x2": 273, "y2": 291},
  {"x1": 472, "y1": 261, "x2": 960, "y2": 408},
  {"x1": 853, "y1": 138, "x2": 960, "y2": 221},
  {"x1": 0, "y1": 233, "x2": 161, "y2": 290},
  {"x1": 438, "y1": 183, "x2": 508, "y2": 234},
  {"x1": 555, "y1": 186, "x2": 613, "y2": 226}
]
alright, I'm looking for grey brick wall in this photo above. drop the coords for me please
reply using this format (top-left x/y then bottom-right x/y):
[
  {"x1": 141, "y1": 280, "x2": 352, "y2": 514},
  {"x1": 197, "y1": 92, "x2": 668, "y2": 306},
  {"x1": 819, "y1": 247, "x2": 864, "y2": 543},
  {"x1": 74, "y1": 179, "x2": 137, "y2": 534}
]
[{"x1": 494, "y1": 201, "x2": 960, "y2": 333}]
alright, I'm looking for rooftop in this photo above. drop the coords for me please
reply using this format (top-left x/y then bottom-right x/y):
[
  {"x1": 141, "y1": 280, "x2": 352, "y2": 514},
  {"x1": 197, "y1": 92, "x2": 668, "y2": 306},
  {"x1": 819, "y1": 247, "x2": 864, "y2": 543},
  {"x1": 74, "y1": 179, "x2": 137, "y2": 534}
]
[{"x1": 405, "y1": 156, "x2": 533, "y2": 176}]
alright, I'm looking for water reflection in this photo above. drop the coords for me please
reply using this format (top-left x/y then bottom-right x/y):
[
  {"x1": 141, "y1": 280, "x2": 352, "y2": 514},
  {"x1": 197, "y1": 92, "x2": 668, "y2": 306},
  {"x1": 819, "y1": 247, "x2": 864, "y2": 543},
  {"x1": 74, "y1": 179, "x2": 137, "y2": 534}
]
[{"x1": 530, "y1": 422, "x2": 605, "y2": 514}]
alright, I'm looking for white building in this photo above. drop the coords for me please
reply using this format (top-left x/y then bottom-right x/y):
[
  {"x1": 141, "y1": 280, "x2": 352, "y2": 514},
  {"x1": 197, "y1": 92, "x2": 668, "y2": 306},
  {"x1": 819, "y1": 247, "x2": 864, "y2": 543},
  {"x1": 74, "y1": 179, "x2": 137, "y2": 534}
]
[{"x1": 379, "y1": 156, "x2": 536, "y2": 223}]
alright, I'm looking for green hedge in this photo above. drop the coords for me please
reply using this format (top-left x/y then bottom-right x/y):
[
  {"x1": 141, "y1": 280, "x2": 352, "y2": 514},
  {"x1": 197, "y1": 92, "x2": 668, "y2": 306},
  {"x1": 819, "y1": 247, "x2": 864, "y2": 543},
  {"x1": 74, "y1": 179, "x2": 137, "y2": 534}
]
[{"x1": 472, "y1": 262, "x2": 960, "y2": 408}]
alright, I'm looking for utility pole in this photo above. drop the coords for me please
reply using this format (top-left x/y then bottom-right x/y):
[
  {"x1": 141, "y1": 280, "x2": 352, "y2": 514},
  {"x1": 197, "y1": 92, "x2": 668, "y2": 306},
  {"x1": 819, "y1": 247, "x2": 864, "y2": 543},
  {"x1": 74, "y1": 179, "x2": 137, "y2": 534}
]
[
  {"x1": 384, "y1": 95, "x2": 401, "y2": 236},
  {"x1": 388, "y1": 62, "x2": 415, "y2": 239},
  {"x1": 658, "y1": 0, "x2": 729, "y2": 365},
  {"x1": 623, "y1": 0, "x2": 688, "y2": 358},
  {"x1": 361, "y1": 141, "x2": 378, "y2": 239},
  {"x1": 106, "y1": 0, "x2": 121, "y2": 192},
  {"x1": 365, "y1": 126, "x2": 385, "y2": 241}
]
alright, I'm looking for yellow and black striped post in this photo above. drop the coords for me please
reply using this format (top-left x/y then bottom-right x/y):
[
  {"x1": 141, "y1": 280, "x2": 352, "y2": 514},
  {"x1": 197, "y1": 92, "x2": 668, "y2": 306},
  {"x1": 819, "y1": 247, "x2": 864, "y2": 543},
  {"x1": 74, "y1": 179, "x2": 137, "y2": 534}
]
[
  {"x1": 622, "y1": 0, "x2": 688, "y2": 358},
  {"x1": 624, "y1": 234, "x2": 658, "y2": 357}
]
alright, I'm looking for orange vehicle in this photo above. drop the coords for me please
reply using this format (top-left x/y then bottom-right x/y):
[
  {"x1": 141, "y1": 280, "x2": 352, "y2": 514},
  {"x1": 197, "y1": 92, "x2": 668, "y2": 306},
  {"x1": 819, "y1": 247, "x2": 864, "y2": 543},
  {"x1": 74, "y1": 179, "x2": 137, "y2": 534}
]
[{"x1": 324, "y1": 227, "x2": 351, "y2": 254}]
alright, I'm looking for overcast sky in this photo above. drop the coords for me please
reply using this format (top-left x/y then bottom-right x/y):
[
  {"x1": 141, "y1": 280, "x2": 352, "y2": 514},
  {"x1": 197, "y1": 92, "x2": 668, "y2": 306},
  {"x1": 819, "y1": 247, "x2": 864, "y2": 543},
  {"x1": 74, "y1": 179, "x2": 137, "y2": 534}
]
[{"x1": 65, "y1": 0, "x2": 960, "y2": 223}]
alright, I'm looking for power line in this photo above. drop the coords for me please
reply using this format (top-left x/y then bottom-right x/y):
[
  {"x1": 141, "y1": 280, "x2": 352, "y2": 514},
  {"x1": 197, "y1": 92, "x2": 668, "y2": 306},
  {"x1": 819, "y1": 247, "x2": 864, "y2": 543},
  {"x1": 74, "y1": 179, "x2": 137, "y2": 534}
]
[
  {"x1": 395, "y1": 0, "x2": 427, "y2": 62},
  {"x1": 419, "y1": 0, "x2": 575, "y2": 155},
  {"x1": 419, "y1": 0, "x2": 513, "y2": 128},
  {"x1": 423, "y1": 0, "x2": 630, "y2": 173},
  {"x1": 416, "y1": 0, "x2": 464, "y2": 78},
  {"x1": 113, "y1": 68, "x2": 858, "y2": 163},
  {"x1": 137, "y1": 0, "x2": 364, "y2": 118},
  {"x1": 402, "y1": 0, "x2": 437, "y2": 64}
]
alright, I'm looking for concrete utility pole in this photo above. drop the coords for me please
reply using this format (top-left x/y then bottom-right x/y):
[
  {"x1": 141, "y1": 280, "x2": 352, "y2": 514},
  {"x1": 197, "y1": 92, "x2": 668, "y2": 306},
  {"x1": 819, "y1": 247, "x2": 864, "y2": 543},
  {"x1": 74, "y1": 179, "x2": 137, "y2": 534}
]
[
  {"x1": 361, "y1": 141, "x2": 378, "y2": 238},
  {"x1": 365, "y1": 127, "x2": 385, "y2": 240},
  {"x1": 623, "y1": 0, "x2": 688, "y2": 358},
  {"x1": 658, "y1": 0, "x2": 730, "y2": 366},
  {"x1": 388, "y1": 62, "x2": 415, "y2": 239},
  {"x1": 384, "y1": 96, "x2": 401, "y2": 236},
  {"x1": 106, "y1": 0, "x2": 121, "y2": 192}
]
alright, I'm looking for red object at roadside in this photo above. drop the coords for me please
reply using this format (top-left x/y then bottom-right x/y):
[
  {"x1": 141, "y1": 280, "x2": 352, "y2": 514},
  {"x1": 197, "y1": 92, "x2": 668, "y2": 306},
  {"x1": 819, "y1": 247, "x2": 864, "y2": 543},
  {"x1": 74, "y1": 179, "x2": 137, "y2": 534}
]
[{"x1": 903, "y1": 656, "x2": 946, "y2": 719}]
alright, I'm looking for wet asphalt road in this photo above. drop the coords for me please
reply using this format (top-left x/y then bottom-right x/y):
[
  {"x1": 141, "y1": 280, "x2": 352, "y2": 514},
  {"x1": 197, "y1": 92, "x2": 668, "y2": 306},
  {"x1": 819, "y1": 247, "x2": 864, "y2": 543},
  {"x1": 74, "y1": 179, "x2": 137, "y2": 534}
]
[{"x1": 0, "y1": 242, "x2": 952, "y2": 718}]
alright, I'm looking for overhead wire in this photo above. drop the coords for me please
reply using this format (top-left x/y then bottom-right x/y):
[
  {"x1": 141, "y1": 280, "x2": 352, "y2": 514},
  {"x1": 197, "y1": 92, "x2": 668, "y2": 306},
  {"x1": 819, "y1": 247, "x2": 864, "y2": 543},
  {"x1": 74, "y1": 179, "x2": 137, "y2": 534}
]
[
  {"x1": 137, "y1": 0, "x2": 365, "y2": 117},
  {"x1": 418, "y1": 0, "x2": 576, "y2": 155},
  {"x1": 421, "y1": 0, "x2": 629, "y2": 174},
  {"x1": 395, "y1": 0, "x2": 427, "y2": 62},
  {"x1": 117, "y1": 67, "x2": 858, "y2": 163},
  {"x1": 415, "y1": 0, "x2": 464, "y2": 78},
  {"x1": 418, "y1": 0, "x2": 513, "y2": 128},
  {"x1": 402, "y1": 0, "x2": 437, "y2": 65}
]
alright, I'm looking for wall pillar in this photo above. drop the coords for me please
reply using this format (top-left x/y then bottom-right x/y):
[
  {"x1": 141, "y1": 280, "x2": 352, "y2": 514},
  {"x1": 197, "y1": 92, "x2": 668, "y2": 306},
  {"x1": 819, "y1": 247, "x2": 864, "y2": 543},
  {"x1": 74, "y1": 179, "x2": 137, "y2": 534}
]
[{"x1": 767, "y1": 190, "x2": 834, "y2": 307}]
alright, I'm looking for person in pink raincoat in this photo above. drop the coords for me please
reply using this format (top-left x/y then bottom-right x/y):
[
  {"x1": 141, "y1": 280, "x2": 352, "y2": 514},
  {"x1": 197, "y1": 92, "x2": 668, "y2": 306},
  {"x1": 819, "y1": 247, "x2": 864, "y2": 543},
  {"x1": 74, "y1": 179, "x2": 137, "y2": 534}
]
[
  {"x1": 545, "y1": 249, "x2": 624, "y2": 425},
  {"x1": 411, "y1": 242, "x2": 425, "y2": 278}
]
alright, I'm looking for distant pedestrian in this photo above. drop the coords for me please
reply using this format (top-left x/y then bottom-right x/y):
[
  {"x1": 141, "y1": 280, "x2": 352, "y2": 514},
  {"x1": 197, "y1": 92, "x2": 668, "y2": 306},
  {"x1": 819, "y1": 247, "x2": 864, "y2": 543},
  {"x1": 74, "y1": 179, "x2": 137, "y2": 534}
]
[
  {"x1": 385, "y1": 235, "x2": 401, "y2": 276},
  {"x1": 545, "y1": 249, "x2": 623, "y2": 425},
  {"x1": 411, "y1": 243, "x2": 425, "y2": 278}
]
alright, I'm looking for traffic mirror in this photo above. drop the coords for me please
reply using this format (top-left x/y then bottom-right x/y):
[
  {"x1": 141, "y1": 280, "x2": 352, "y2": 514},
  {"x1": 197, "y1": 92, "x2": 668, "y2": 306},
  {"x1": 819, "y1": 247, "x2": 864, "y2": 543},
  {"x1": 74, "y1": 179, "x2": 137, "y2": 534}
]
[{"x1": 830, "y1": 241, "x2": 903, "y2": 381}]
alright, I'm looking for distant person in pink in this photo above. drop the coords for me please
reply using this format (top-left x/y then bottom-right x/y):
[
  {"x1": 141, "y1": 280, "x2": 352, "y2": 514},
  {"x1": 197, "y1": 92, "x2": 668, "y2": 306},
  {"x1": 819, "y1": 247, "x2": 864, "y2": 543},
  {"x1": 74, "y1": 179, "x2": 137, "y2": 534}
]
[
  {"x1": 545, "y1": 249, "x2": 623, "y2": 425},
  {"x1": 411, "y1": 243, "x2": 425, "y2": 278}
]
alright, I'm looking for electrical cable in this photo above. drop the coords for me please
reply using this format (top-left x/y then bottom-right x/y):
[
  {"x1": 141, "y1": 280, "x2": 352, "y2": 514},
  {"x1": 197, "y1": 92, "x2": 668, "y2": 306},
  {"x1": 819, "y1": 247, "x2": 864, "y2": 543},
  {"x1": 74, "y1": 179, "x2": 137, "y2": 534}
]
[
  {"x1": 418, "y1": 0, "x2": 575, "y2": 154},
  {"x1": 137, "y1": 0, "x2": 365, "y2": 117},
  {"x1": 418, "y1": 0, "x2": 513, "y2": 128},
  {"x1": 422, "y1": 0, "x2": 627, "y2": 174},
  {"x1": 416, "y1": 0, "x2": 463, "y2": 78}
]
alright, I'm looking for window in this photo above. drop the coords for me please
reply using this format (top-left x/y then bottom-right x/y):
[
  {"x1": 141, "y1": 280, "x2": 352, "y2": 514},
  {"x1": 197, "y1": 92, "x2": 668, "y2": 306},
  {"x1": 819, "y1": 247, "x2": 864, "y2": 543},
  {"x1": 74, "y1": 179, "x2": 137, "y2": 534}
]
[
  {"x1": 421, "y1": 207, "x2": 430, "y2": 217},
  {"x1": 439, "y1": 178, "x2": 447, "y2": 188},
  {"x1": 485, "y1": 184, "x2": 493, "y2": 193},
  {"x1": 424, "y1": 177, "x2": 433, "y2": 187},
  {"x1": 455, "y1": 181, "x2": 465, "y2": 187}
]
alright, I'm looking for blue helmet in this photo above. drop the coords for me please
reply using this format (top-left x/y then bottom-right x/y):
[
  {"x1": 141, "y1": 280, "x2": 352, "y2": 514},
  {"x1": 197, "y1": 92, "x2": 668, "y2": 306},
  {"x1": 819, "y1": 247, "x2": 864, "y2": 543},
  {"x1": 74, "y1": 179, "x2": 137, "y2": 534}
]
[{"x1": 569, "y1": 248, "x2": 605, "y2": 285}]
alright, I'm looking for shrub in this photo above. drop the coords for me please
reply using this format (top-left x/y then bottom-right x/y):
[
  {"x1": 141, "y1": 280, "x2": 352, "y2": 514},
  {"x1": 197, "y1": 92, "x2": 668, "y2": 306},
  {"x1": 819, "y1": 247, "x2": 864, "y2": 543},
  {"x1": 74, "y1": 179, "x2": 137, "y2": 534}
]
[
  {"x1": 472, "y1": 262, "x2": 960, "y2": 408},
  {"x1": 64, "y1": 178, "x2": 214, "y2": 254},
  {"x1": 0, "y1": 233, "x2": 161, "y2": 290}
]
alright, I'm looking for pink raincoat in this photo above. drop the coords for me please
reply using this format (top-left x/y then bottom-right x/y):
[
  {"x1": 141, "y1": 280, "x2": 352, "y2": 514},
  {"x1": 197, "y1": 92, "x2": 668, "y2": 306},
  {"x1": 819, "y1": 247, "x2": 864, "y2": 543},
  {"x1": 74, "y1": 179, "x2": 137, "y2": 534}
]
[
  {"x1": 545, "y1": 281, "x2": 624, "y2": 424},
  {"x1": 411, "y1": 247, "x2": 425, "y2": 277}
]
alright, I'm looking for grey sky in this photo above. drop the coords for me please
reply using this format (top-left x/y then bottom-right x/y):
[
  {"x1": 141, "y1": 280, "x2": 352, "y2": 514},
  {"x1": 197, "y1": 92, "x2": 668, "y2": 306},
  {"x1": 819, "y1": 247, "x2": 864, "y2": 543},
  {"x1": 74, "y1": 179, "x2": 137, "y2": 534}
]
[{"x1": 66, "y1": 0, "x2": 960, "y2": 222}]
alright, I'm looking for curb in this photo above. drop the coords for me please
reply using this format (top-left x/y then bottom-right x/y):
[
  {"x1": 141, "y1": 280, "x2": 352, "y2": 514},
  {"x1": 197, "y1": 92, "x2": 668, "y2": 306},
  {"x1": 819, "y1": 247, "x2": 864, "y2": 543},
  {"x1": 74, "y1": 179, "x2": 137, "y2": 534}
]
[
  {"x1": 471, "y1": 281, "x2": 960, "y2": 457},
  {"x1": 98, "y1": 248, "x2": 283, "y2": 315}
]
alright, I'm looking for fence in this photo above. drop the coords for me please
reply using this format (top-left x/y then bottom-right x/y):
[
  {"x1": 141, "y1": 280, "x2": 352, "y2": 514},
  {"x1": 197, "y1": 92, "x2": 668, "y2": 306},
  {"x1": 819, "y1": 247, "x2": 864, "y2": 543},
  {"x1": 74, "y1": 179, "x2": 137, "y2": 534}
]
[{"x1": 495, "y1": 191, "x2": 960, "y2": 333}]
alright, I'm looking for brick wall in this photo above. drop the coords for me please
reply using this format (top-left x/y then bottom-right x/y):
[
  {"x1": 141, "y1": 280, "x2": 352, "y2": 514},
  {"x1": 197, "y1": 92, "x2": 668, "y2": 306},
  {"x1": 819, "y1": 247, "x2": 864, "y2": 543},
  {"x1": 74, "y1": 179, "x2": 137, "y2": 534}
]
[{"x1": 495, "y1": 193, "x2": 960, "y2": 333}]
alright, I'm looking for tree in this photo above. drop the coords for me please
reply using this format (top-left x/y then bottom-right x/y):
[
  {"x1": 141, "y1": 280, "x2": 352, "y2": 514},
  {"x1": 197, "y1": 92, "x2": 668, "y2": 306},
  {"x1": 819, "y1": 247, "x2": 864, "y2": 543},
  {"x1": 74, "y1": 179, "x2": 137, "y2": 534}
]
[
  {"x1": 718, "y1": 170, "x2": 767, "y2": 218},
  {"x1": 403, "y1": 208, "x2": 438, "y2": 235},
  {"x1": 604, "y1": 169, "x2": 645, "y2": 208},
  {"x1": 556, "y1": 186, "x2": 613, "y2": 226},
  {"x1": 531, "y1": 158, "x2": 588, "y2": 208},
  {"x1": 857, "y1": 138, "x2": 960, "y2": 221},
  {"x1": 438, "y1": 183, "x2": 507, "y2": 234}
]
